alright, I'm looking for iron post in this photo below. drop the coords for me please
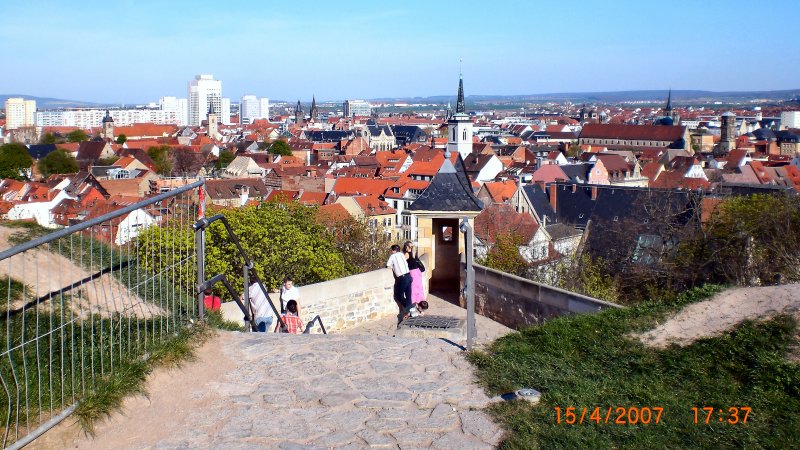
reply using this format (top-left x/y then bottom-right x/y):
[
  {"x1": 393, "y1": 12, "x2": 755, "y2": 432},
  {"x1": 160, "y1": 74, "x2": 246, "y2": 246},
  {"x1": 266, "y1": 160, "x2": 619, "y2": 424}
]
[{"x1": 460, "y1": 218, "x2": 476, "y2": 351}]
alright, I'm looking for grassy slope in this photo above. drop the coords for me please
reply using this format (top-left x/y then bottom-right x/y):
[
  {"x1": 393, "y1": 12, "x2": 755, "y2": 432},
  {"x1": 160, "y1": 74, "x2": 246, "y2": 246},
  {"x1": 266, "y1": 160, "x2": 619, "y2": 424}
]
[{"x1": 468, "y1": 286, "x2": 800, "y2": 449}]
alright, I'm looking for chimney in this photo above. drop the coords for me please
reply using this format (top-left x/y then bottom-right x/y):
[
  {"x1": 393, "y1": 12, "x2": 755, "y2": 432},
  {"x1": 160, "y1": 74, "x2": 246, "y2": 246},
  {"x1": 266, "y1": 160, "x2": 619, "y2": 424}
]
[
  {"x1": 549, "y1": 183, "x2": 557, "y2": 213},
  {"x1": 591, "y1": 185, "x2": 598, "y2": 200}
]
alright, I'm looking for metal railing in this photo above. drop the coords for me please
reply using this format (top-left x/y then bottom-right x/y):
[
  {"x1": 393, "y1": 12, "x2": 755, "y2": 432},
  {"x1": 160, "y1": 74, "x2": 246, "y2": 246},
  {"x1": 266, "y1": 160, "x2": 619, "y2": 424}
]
[
  {"x1": 195, "y1": 214, "x2": 323, "y2": 334},
  {"x1": 0, "y1": 180, "x2": 204, "y2": 449}
]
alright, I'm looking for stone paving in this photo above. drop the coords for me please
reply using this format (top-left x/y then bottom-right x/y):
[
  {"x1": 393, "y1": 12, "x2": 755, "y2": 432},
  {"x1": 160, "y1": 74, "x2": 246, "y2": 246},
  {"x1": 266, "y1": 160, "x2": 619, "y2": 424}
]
[{"x1": 37, "y1": 334, "x2": 507, "y2": 449}]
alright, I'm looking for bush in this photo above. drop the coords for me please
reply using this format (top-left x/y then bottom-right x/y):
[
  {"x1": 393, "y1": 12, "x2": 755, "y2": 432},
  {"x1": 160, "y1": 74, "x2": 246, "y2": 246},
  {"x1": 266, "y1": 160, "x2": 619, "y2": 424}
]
[{"x1": 137, "y1": 201, "x2": 348, "y2": 298}]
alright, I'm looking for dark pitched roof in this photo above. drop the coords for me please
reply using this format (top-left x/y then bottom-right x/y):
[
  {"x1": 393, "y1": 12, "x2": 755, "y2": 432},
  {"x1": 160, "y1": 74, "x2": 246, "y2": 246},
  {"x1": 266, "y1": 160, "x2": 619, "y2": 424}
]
[
  {"x1": 462, "y1": 153, "x2": 495, "y2": 172},
  {"x1": 559, "y1": 163, "x2": 591, "y2": 183},
  {"x1": 544, "y1": 223, "x2": 582, "y2": 240},
  {"x1": 27, "y1": 144, "x2": 57, "y2": 160},
  {"x1": 408, "y1": 154, "x2": 483, "y2": 212},
  {"x1": 550, "y1": 183, "x2": 694, "y2": 230},
  {"x1": 389, "y1": 125, "x2": 426, "y2": 145},
  {"x1": 76, "y1": 141, "x2": 108, "y2": 162},
  {"x1": 522, "y1": 184, "x2": 557, "y2": 223},
  {"x1": 580, "y1": 123, "x2": 685, "y2": 142},
  {"x1": 204, "y1": 178, "x2": 270, "y2": 200},
  {"x1": 305, "y1": 130, "x2": 354, "y2": 142}
]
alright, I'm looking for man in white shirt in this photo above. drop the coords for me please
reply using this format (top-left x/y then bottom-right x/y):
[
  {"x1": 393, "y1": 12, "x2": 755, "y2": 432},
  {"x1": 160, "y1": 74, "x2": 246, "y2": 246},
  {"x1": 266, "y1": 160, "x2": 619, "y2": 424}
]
[
  {"x1": 279, "y1": 276, "x2": 300, "y2": 314},
  {"x1": 386, "y1": 244, "x2": 412, "y2": 322},
  {"x1": 248, "y1": 281, "x2": 276, "y2": 332}
]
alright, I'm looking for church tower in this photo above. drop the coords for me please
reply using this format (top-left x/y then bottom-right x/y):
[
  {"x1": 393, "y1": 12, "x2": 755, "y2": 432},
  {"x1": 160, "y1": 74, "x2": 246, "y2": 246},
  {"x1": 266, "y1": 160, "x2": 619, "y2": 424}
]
[
  {"x1": 309, "y1": 96, "x2": 319, "y2": 122},
  {"x1": 665, "y1": 89, "x2": 680, "y2": 125},
  {"x1": 719, "y1": 111, "x2": 736, "y2": 153},
  {"x1": 294, "y1": 100, "x2": 303, "y2": 124},
  {"x1": 102, "y1": 110, "x2": 115, "y2": 142},
  {"x1": 207, "y1": 104, "x2": 218, "y2": 138},
  {"x1": 446, "y1": 72, "x2": 473, "y2": 159}
]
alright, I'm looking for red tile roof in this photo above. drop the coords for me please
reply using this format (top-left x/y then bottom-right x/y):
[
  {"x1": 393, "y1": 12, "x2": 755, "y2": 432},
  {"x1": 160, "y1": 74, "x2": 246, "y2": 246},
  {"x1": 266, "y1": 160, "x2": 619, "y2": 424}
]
[{"x1": 581, "y1": 123, "x2": 685, "y2": 141}]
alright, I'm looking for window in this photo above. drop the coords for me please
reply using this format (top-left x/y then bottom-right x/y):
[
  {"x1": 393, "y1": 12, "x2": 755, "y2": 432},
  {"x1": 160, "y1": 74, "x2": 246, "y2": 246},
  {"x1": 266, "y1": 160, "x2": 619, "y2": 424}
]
[
  {"x1": 452, "y1": 128, "x2": 455, "y2": 141},
  {"x1": 440, "y1": 226, "x2": 454, "y2": 242}
]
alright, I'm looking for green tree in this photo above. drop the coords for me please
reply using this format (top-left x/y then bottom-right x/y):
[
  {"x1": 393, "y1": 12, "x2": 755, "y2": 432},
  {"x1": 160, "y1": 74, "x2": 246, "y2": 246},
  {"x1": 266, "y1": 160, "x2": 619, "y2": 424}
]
[
  {"x1": 40, "y1": 133, "x2": 57, "y2": 145},
  {"x1": 147, "y1": 145, "x2": 173, "y2": 176},
  {"x1": 269, "y1": 140, "x2": 292, "y2": 156},
  {"x1": 97, "y1": 156, "x2": 119, "y2": 166},
  {"x1": 480, "y1": 231, "x2": 528, "y2": 276},
  {"x1": 215, "y1": 149, "x2": 235, "y2": 169},
  {"x1": 0, "y1": 143, "x2": 34, "y2": 180},
  {"x1": 115, "y1": 134, "x2": 127, "y2": 144},
  {"x1": 137, "y1": 201, "x2": 348, "y2": 295},
  {"x1": 66, "y1": 129, "x2": 89, "y2": 143},
  {"x1": 37, "y1": 149, "x2": 79, "y2": 177}
]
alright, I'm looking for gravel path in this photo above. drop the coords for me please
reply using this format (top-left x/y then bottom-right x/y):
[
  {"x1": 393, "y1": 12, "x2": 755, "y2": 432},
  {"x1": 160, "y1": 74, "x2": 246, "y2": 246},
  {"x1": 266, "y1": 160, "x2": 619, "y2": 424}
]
[
  {"x1": 636, "y1": 284, "x2": 800, "y2": 348},
  {"x1": 34, "y1": 331, "x2": 506, "y2": 449}
]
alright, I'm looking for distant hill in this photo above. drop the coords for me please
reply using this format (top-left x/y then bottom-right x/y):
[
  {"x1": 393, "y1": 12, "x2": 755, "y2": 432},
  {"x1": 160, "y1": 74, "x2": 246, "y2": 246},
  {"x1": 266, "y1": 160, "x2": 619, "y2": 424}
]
[
  {"x1": 0, "y1": 95, "x2": 105, "y2": 109},
  {"x1": 368, "y1": 89, "x2": 800, "y2": 104}
]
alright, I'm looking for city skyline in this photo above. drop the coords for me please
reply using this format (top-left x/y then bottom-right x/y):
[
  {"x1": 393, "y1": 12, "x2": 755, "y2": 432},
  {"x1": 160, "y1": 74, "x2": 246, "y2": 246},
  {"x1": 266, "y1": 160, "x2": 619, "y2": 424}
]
[{"x1": 1, "y1": 0, "x2": 799, "y2": 103}]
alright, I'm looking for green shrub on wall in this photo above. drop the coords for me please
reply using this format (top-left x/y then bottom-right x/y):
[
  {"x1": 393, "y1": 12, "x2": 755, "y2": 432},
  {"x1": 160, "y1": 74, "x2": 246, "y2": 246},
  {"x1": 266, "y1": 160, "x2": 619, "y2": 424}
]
[{"x1": 138, "y1": 201, "x2": 348, "y2": 298}]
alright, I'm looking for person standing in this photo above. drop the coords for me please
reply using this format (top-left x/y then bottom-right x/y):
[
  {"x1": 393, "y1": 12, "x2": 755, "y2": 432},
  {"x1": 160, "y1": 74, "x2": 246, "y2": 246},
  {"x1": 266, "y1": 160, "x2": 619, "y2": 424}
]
[
  {"x1": 403, "y1": 241, "x2": 426, "y2": 317},
  {"x1": 386, "y1": 244, "x2": 412, "y2": 322},
  {"x1": 248, "y1": 280, "x2": 276, "y2": 332},
  {"x1": 279, "y1": 276, "x2": 300, "y2": 315}
]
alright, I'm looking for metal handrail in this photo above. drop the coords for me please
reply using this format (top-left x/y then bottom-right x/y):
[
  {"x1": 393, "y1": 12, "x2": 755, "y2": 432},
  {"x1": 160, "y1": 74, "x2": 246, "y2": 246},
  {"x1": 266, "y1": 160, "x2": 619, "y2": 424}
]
[
  {"x1": 197, "y1": 274, "x2": 257, "y2": 332},
  {"x1": 194, "y1": 214, "x2": 287, "y2": 332},
  {"x1": 303, "y1": 315, "x2": 327, "y2": 334},
  {"x1": 0, "y1": 179, "x2": 204, "y2": 261}
]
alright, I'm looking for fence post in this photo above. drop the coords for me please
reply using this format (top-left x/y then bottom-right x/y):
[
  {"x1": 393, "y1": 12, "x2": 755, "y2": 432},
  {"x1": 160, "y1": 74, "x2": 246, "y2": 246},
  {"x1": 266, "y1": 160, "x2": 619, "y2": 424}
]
[
  {"x1": 196, "y1": 178, "x2": 206, "y2": 320},
  {"x1": 243, "y1": 264, "x2": 251, "y2": 331},
  {"x1": 460, "y1": 218, "x2": 476, "y2": 351}
]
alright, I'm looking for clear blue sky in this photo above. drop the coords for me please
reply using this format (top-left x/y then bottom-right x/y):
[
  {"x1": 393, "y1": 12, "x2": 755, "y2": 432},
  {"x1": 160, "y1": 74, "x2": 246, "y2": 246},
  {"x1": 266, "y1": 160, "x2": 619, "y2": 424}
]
[{"x1": 1, "y1": 0, "x2": 798, "y2": 104}]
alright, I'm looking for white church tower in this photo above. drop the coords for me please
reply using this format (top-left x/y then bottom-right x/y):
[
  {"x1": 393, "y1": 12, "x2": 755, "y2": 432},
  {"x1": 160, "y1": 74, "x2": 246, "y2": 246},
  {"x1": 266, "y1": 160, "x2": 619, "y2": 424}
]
[{"x1": 446, "y1": 72, "x2": 473, "y2": 159}]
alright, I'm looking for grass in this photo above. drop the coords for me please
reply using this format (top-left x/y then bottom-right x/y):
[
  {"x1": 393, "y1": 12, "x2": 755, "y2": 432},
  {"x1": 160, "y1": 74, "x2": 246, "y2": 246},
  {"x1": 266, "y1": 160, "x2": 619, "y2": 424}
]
[
  {"x1": 468, "y1": 285, "x2": 800, "y2": 449},
  {"x1": 0, "y1": 223, "x2": 209, "y2": 442},
  {"x1": 74, "y1": 321, "x2": 213, "y2": 435}
]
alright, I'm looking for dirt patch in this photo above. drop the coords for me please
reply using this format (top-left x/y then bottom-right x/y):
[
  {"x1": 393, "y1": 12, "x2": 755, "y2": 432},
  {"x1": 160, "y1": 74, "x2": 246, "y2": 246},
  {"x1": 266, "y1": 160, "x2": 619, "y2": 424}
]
[
  {"x1": 636, "y1": 284, "x2": 800, "y2": 348},
  {"x1": 0, "y1": 225, "x2": 161, "y2": 318}
]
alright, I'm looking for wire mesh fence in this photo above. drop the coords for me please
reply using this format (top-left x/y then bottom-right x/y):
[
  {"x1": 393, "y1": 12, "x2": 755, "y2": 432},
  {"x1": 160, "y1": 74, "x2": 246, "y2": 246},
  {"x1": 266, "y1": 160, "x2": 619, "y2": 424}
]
[{"x1": 0, "y1": 180, "x2": 204, "y2": 449}]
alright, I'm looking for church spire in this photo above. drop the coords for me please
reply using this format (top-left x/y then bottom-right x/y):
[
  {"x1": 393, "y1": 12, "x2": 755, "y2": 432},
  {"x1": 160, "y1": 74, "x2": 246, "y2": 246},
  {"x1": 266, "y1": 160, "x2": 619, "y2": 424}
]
[
  {"x1": 455, "y1": 69, "x2": 465, "y2": 114},
  {"x1": 665, "y1": 88, "x2": 673, "y2": 112}
]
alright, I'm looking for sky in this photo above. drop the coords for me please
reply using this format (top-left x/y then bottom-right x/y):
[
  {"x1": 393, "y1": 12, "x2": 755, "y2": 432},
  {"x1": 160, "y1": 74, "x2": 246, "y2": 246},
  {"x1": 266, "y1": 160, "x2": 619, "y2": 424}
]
[{"x1": 1, "y1": 0, "x2": 798, "y2": 104}]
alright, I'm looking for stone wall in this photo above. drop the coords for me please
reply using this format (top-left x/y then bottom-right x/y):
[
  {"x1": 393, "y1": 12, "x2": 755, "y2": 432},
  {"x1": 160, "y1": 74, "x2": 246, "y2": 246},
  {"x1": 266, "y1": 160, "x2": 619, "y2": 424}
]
[
  {"x1": 220, "y1": 267, "x2": 398, "y2": 333},
  {"x1": 299, "y1": 268, "x2": 397, "y2": 332},
  {"x1": 468, "y1": 263, "x2": 622, "y2": 330}
]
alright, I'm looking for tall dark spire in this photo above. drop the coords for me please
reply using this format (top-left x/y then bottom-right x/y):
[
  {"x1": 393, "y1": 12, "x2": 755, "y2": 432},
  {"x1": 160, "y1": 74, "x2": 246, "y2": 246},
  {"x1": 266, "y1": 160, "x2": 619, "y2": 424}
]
[
  {"x1": 455, "y1": 72, "x2": 465, "y2": 114},
  {"x1": 310, "y1": 95, "x2": 319, "y2": 120},
  {"x1": 294, "y1": 100, "x2": 302, "y2": 114},
  {"x1": 665, "y1": 88, "x2": 673, "y2": 112}
]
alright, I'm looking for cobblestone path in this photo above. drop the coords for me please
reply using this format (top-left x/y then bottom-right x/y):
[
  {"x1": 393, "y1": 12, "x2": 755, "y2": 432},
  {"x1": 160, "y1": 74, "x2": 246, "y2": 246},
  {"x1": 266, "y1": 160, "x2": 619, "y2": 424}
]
[{"x1": 35, "y1": 331, "x2": 506, "y2": 449}]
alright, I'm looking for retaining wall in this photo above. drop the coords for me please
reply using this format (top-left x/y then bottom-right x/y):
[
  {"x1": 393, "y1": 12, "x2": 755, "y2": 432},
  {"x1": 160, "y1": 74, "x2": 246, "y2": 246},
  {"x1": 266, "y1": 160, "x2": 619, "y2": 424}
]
[
  {"x1": 221, "y1": 268, "x2": 398, "y2": 333},
  {"x1": 469, "y1": 263, "x2": 622, "y2": 330}
]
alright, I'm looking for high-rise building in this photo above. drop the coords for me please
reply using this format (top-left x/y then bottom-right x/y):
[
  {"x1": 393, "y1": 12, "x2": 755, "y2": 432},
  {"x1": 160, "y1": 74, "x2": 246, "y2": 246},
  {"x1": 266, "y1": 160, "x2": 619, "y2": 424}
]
[
  {"x1": 240, "y1": 95, "x2": 259, "y2": 125},
  {"x1": 188, "y1": 74, "x2": 222, "y2": 126},
  {"x1": 159, "y1": 96, "x2": 189, "y2": 126},
  {"x1": 221, "y1": 98, "x2": 231, "y2": 125},
  {"x1": 259, "y1": 97, "x2": 270, "y2": 121},
  {"x1": 446, "y1": 73, "x2": 473, "y2": 159},
  {"x1": 240, "y1": 95, "x2": 270, "y2": 124},
  {"x1": 4, "y1": 98, "x2": 36, "y2": 130},
  {"x1": 781, "y1": 111, "x2": 800, "y2": 129},
  {"x1": 343, "y1": 100, "x2": 371, "y2": 117}
]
